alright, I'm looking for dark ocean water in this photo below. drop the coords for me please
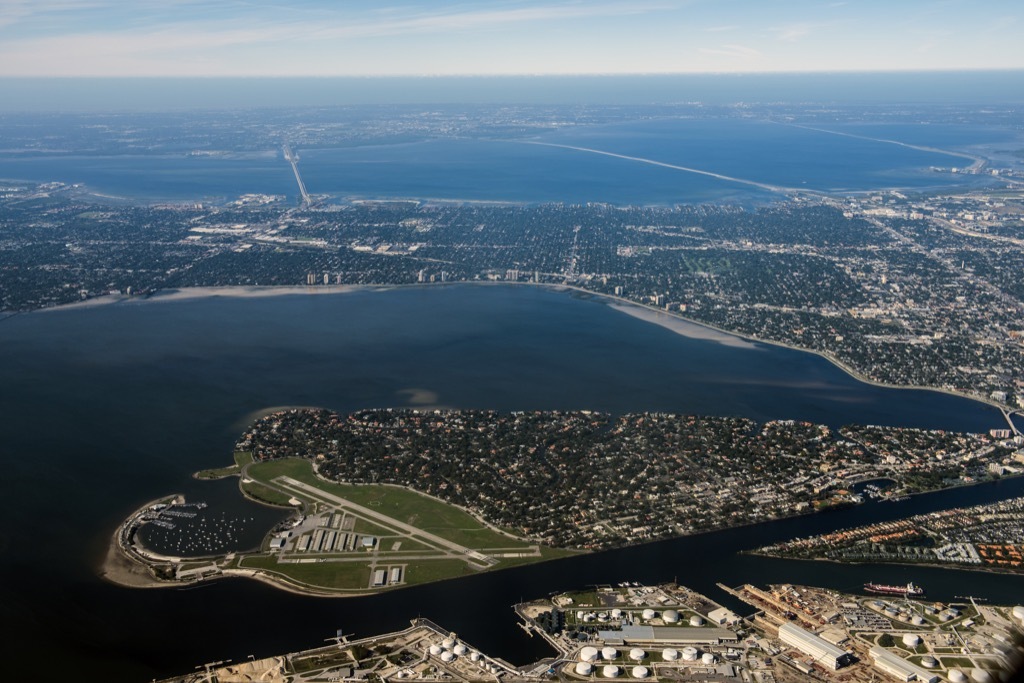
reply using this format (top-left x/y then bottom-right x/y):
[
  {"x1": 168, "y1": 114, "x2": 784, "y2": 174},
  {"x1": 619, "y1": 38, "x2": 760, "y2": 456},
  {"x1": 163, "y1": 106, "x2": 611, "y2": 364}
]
[{"x1": 0, "y1": 285, "x2": 1020, "y2": 682}]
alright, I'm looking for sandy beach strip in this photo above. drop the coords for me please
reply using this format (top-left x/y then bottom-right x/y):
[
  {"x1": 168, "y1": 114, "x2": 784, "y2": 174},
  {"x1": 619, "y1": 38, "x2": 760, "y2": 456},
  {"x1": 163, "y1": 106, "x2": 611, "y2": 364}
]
[{"x1": 607, "y1": 301, "x2": 762, "y2": 349}]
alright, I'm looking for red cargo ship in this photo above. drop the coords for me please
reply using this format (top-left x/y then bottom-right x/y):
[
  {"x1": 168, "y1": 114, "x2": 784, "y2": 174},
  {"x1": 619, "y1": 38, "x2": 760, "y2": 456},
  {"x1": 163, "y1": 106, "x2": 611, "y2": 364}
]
[{"x1": 864, "y1": 581, "x2": 924, "y2": 597}]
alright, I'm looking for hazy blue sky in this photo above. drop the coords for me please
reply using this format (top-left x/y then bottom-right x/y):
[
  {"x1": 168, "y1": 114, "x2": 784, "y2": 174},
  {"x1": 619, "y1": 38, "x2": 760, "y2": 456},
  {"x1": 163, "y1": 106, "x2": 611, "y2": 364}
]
[{"x1": 1, "y1": 0, "x2": 1021, "y2": 77}]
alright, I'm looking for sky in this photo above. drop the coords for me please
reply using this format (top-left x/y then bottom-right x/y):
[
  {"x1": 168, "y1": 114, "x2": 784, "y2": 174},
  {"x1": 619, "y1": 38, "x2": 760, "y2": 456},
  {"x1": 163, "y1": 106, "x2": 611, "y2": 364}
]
[{"x1": 0, "y1": 0, "x2": 1022, "y2": 78}]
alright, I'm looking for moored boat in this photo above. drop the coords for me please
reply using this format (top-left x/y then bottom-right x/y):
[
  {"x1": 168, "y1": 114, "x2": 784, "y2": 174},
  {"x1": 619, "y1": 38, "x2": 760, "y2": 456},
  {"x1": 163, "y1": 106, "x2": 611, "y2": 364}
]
[{"x1": 864, "y1": 581, "x2": 924, "y2": 597}]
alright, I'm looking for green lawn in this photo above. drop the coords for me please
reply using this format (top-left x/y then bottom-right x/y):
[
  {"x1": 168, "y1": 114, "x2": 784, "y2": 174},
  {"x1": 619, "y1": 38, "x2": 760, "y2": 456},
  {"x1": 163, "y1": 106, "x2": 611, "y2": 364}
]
[
  {"x1": 240, "y1": 479, "x2": 297, "y2": 507},
  {"x1": 401, "y1": 559, "x2": 482, "y2": 586},
  {"x1": 237, "y1": 554, "x2": 494, "y2": 591},
  {"x1": 223, "y1": 456, "x2": 583, "y2": 593},
  {"x1": 350, "y1": 518, "x2": 402, "y2": 539},
  {"x1": 195, "y1": 452, "x2": 255, "y2": 479},
  {"x1": 240, "y1": 555, "x2": 372, "y2": 590},
  {"x1": 939, "y1": 657, "x2": 976, "y2": 669},
  {"x1": 246, "y1": 457, "x2": 534, "y2": 550}
]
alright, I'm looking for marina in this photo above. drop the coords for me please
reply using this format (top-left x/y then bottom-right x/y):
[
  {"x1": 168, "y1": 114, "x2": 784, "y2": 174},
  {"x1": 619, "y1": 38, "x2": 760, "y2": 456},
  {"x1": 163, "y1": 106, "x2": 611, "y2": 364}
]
[{"x1": 135, "y1": 500, "x2": 265, "y2": 558}]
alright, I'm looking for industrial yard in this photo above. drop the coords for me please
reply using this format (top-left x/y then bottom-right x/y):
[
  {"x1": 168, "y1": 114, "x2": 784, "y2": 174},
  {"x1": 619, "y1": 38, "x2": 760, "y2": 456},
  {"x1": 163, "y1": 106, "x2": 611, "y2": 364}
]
[
  {"x1": 151, "y1": 582, "x2": 1024, "y2": 682},
  {"x1": 753, "y1": 497, "x2": 1024, "y2": 573},
  {"x1": 726, "y1": 583, "x2": 1023, "y2": 683}
]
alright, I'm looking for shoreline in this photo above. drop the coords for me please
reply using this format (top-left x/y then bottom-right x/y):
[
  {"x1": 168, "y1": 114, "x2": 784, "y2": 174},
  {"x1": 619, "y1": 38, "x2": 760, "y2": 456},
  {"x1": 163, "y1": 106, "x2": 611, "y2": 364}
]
[
  {"x1": 99, "y1": 496, "x2": 179, "y2": 589},
  {"x1": 109, "y1": 440, "x2": 1023, "y2": 598},
  {"x1": 26, "y1": 280, "x2": 1010, "y2": 416},
  {"x1": 744, "y1": 551, "x2": 1024, "y2": 580}
]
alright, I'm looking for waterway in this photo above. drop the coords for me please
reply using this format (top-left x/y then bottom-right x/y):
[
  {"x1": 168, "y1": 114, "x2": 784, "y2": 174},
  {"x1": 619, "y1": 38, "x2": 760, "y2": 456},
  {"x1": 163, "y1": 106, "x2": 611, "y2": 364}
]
[{"x1": 0, "y1": 285, "x2": 1020, "y2": 682}]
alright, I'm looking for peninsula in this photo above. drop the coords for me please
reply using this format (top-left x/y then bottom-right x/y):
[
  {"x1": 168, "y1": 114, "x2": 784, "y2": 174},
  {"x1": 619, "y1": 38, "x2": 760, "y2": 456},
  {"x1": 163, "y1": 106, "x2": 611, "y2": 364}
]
[{"x1": 109, "y1": 408, "x2": 1023, "y2": 595}]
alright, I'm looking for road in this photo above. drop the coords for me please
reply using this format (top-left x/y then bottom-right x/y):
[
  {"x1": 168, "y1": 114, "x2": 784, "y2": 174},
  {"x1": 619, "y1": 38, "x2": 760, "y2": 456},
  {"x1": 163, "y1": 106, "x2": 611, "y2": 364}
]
[{"x1": 283, "y1": 144, "x2": 311, "y2": 206}]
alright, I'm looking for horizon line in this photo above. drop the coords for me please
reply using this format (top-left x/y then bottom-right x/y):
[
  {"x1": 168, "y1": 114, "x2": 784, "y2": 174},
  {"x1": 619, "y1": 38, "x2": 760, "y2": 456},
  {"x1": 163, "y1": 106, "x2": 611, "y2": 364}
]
[{"x1": 3, "y1": 68, "x2": 1024, "y2": 80}]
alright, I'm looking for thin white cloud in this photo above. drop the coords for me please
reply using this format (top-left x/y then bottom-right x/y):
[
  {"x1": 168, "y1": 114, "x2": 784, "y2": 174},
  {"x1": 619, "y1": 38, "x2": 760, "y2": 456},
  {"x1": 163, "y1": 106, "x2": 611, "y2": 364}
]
[
  {"x1": 771, "y1": 22, "x2": 819, "y2": 42},
  {"x1": 703, "y1": 24, "x2": 738, "y2": 33},
  {"x1": 0, "y1": 1, "x2": 687, "y2": 76},
  {"x1": 697, "y1": 44, "x2": 761, "y2": 58},
  {"x1": 0, "y1": 1, "x2": 680, "y2": 52},
  {"x1": 310, "y1": 2, "x2": 679, "y2": 39}
]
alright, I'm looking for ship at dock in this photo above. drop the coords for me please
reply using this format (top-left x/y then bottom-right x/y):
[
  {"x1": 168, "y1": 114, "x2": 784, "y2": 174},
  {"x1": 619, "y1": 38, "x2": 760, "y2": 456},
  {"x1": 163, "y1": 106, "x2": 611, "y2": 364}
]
[{"x1": 863, "y1": 581, "x2": 924, "y2": 597}]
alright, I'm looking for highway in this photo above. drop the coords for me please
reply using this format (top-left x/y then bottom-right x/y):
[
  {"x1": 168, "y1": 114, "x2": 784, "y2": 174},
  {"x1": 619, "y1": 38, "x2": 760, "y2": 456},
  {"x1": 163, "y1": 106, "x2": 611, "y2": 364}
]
[
  {"x1": 518, "y1": 140, "x2": 797, "y2": 194},
  {"x1": 283, "y1": 144, "x2": 311, "y2": 206}
]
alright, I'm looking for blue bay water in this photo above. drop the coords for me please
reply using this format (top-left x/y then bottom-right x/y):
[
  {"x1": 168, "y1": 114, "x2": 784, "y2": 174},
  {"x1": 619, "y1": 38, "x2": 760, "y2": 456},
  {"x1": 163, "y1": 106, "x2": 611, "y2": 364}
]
[
  {"x1": 0, "y1": 285, "x2": 1018, "y2": 682},
  {"x1": 535, "y1": 118, "x2": 1000, "y2": 192},
  {"x1": 0, "y1": 117, "x2": 1010, "y2": 204},
  {"x1": 0, "y1": 152, "x2": 295, "y2": 201},
  {"x1": 298, "y1": 139, "x2": 774, "y2": 205}
]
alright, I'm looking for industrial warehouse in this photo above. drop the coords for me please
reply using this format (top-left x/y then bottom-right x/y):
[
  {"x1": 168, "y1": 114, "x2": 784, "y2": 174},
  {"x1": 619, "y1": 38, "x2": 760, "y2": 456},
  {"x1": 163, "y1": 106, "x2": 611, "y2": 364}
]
[
  {"x1": 869, "y1": 646, "x2": 941, "y2": 683},
  {"x1": 596, "y1": 625, "x2": 738, "y2": 646},
  {"x1": 777, "y1": 622, "x2": 853, "y2": 670}
]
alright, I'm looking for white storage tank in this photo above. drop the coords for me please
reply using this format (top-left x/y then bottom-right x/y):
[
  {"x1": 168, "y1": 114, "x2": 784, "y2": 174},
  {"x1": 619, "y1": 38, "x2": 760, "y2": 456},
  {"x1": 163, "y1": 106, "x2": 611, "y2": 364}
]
[
  {"x1": 440, "y1": 651, "x2": 455, "y2": 663},
  {"x1": 912, "y1": 616, "x2": 926, "y2": 626},
  {"x1": 702, "y1": 653, "x2": 716, "y2": 665},
  {"x1": 611, "y1": 609, "x2": 623, "y2": 619},
  {"x1": 576, "y1": 662, "x2": 594, "y2": 676},
  {"x1": 642, "y1": 609, "x2": 656, "y2": 620},
  {"x1": 429, "y1": 644, "x2": 443, "y2": 656},
  {"x1": 662, "y1": 609, "x2": 680, "y2": 623},
  {"x1": 631, "y1": 666, "x2": 649, "y2": 679},
  {"x1": 689, "y1": 615, "x2": 705, "y2": 627},
  {"x1": 470, "y1": 652, "x2": 481, "y2": 662},
  {"x1": 629, "y1": 648, "x2": 646, "y2": 661},
  {"x1": 1013, "y1": 606, "x2": 1024, "y2": 623},
  {"x1": 442, "y1": 637, "x2": 455, "y2": 650},
  {"x1": 682, "y1": 647, "x2": 698, "y2": 661},
  {"x1": 949, "y1": 670, "x2": 968, "y2": 683},
  {"x1": 453, "y1": 644, "x2": 468, "y2": 656},
  {"x1": 922, "y1": 656, "x2": 938, "y2": 668},
  {"x1": 580, "y1": 646, "x2": 600, "y2": 662},
  {"x1": 603, "y1": 665, "x2": 621, "y2": 678},
  {"x1": 602, "y1": 647, "x2": 619, "y2": 660},
  {"x1": 971, "y1": 670, "x2": 993, "y2": 683},
  {"x1": 902, "y1": 634, "x2": 922, "y2": 648},
  {"x1": 662, "y1": 648, "x2": 679, "y2": 661}
]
